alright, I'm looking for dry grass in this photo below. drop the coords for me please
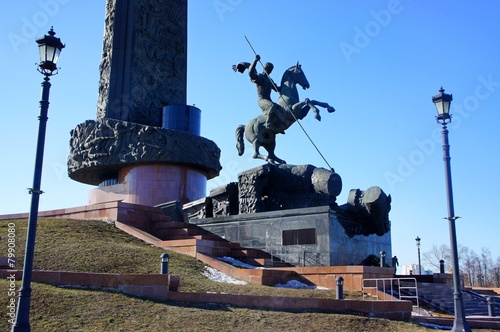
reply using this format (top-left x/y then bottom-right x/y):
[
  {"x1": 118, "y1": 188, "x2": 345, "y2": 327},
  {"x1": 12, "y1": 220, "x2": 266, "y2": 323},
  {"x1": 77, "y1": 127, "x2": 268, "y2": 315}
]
[
  {"x1": 0, "y1": 218, "x2": 349, "y2": 298},
  {"x1": 0, "y1": 218, "x2": 492, "y2": 331},
  {"x1": 0, "y1": 280, "x2": 432, "y2": 332}
]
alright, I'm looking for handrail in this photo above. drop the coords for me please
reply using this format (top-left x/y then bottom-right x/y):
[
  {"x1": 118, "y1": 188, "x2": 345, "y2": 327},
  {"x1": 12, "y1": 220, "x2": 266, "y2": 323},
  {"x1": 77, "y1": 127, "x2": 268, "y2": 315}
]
[
  {"x1": 266, "y1": 235, "x2": 321, "y2": 267},
  {"x1": 362, "y1": 277, "x2": 419, "y2": 310}
]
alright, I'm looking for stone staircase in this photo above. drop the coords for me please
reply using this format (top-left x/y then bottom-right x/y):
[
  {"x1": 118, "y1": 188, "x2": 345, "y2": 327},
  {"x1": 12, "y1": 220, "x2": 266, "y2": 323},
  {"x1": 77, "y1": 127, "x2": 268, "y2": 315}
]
[
  {"x1": 152, "y1": 220, "x2": 293, "y2": 268},
  {"x1": 399, "y1": 282, "x2": 500, "y2": 316},
  {"x1": 468, "y1": 288, "x2": 500, "y2": 299},
  {"x1": 115, "y1": 219, "x2": 300, "y2": 286}
]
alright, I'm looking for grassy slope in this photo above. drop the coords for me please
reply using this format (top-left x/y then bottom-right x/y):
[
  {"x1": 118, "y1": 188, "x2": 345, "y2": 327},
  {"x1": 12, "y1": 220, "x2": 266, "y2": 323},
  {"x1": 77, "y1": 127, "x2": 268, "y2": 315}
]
[{"x1": 0, "y1": 218, "x2": 486, "y2": 331}]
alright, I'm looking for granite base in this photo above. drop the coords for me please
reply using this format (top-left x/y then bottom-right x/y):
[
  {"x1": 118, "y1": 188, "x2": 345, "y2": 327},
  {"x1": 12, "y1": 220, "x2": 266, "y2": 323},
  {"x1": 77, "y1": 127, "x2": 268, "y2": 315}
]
[{"x1": 190, "y1": 205, "x2": 391, "y2": 267}]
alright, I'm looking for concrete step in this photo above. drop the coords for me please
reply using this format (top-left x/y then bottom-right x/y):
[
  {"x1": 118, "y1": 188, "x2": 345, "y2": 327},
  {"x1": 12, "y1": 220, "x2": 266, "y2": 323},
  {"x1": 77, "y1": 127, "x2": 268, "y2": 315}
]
[
  {"x1": 160, "y1": 233, "x2": 219, "y2": 241},
  {"x1": 261, "y1": 259, "x2": 295, "y2": 268},
  {"x1": 235, "y1": 257, "x2": 294, "y2": 268},
  {"x1": 154, "y1": 223, "x2": 232, "y2": 243},
  {"x1": 411, "y1": 283, "x2": 498, "y2": 317},
  {"x1": 153, "y1": 221, "x2": 187, "y2": 229},
  {"x1": 158, "y1": 238, "x2": 230, "y2": 249},
  {"x1": 160, "y1": 227, "x2": 204, "y2": 235},
  {"x1": 227, "y1": 242, "x2": 243, "y2": 249},
  {"x1": 230, "y1": 248, "x2": 272, "y2": 259},
  {"x1": 149, "y1": 222, "x2": 288, "y2": 269},
  {"x1": 469, "y1": 289, "x2": 500, "y2": 296}
]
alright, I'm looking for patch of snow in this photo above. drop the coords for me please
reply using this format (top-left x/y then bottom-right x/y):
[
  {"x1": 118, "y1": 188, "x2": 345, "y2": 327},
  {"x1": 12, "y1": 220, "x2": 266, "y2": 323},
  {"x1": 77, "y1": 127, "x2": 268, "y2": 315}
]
[
  {"x1": 208, "y1": 258, "x2": 332, "y2": 290},
  {"x1": 218, "y1": 256, "x2": 263, "y2": 269},
  {"x1": 411, "y1": 308, "x2": 433, "y2": 317},
  {"x1": 202, "y1": 266, "x2": 248, "y2": 285},
  {"x1": 315, "y1": 286, "x2": 330, "y2": 290},
  {"x1": 274, "y1": 280, "x2": 325, "y2": 289},
  {"x1": 417, "y1": 322, "x2": 452, "y2": 330},
  {"x1": 92, "y1": 218, "x2": 115, "y2": 225}
]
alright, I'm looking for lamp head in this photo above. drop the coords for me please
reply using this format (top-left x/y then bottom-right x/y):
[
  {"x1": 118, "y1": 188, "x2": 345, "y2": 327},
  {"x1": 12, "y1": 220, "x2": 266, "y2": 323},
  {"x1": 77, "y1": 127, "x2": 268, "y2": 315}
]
[
  {"x1": 432, "y1": 87, "x2": 453, "y2": 124},
  {"x1": 36, "y1": 27, "x2": 65, "y2": 76}
]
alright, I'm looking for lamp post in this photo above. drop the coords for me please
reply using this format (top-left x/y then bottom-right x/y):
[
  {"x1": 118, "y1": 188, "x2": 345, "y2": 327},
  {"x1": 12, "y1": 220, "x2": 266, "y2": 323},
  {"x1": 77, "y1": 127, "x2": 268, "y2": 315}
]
[
  {"x1": 379, "y1": 250, "x2": 386, "y2": 267},
  {"x1": 432, "y1": 87, "x2": 471, "y2": 332},
  {"x1": 12, "y1": 27, "x2": 64, "y2": 332},
  {"x1": 415, "y1": 236, "x2": 421, "y2": 275}
]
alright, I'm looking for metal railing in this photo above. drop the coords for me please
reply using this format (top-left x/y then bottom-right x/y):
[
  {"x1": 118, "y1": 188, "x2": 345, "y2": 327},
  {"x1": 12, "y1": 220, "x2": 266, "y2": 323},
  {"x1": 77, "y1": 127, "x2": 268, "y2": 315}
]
[
  {"x1": 362, "y1": 277, "x2": 419, "y2": 309},
  {"x1": 266, "y1": 242, "x2": 328, "y2": 267}
]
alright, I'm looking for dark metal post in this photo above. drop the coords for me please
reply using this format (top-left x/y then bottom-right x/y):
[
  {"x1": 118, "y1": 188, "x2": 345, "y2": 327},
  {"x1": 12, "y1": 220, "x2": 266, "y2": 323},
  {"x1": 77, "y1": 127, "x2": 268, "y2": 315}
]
[
  {"x1": 12, "y1": 76, "x2": 51, "y2": 332},
  {"x1": 440, "y1": 260, "x2": 445, "y2": 273},
  {"x1": 441, "y1": 123, "x2": 471, "y2": 332},
  {"x1": 418, "y1": 246, "x2": 421, "y2": 274},
  {"x1": 487, "y1": 297, "x2": 496, "y2": 317},
  {"x1": 417, "y1": 236, "x2": 422, "y2": 275},
  {"x1": 161, "y1": 253, "x2": 170, "y2": 274},
  {"x1": 336, "y1": 276, "x2": 344, "y2": 300},
  {"x1": 380, "y1": 251, "x2": 386, "y2": 268}
]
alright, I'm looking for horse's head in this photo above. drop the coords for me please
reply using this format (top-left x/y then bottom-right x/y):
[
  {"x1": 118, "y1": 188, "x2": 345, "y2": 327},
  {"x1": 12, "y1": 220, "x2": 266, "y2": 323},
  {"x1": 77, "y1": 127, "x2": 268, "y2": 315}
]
[{"x1": 282, "y1": 62, "x2": 310, "y2": 90}]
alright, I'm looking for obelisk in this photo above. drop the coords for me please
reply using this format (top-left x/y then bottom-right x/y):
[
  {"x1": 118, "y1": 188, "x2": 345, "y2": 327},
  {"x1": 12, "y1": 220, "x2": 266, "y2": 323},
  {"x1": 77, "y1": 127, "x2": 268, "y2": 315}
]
[{"x1": 68, "y1": 0, "x2": 221, "y2": 206}]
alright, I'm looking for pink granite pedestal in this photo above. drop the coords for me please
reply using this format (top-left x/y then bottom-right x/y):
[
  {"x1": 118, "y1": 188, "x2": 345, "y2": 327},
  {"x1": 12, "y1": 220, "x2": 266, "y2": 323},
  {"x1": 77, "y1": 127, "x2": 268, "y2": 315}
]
[{"x1": 89, "y1": 164, "x2": 206, "y2": 206}]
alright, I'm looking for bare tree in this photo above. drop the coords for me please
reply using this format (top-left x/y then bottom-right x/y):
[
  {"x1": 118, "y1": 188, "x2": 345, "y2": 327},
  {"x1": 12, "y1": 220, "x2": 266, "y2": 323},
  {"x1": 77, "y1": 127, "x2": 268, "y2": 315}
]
[
  {"x1": 494, "y1": 256, "x2": 500, "y2": 287},
  {"x1": 476, "y1": 257, "x2": 483, "y2": 287},
  {"x1": 423, "y1": 244, "x2": 451, "y2": 271},
  {"x1": 423, "y1": 244, "x2": 499, "y2": 287},
  {"x1": 461, "y1": 246, "x2": 475, "y2": 286},
  {"x1": 481, "y1": 247, "x2": 493, "y2": 287}
]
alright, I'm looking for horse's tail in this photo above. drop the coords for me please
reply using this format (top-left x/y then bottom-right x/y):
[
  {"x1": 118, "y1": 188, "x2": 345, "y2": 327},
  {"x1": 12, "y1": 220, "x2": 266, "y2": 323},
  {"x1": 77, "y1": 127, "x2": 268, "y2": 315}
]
[{"x1": 235, "y1": 125, "x2": 245, "y2": 156}]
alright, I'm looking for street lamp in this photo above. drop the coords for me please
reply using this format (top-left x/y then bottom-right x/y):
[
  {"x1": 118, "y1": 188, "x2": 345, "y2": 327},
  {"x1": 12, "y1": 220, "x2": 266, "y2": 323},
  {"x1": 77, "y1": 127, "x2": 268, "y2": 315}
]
[
  {"x1": 415, "y1": 236, "x2": 421, "y2": 275},
  {"x1": 432, "y1": 87, "x2": 471, "y2": 332},
  {"x1": 12, "y1": 27, "x2": 65, "y2": 332}
]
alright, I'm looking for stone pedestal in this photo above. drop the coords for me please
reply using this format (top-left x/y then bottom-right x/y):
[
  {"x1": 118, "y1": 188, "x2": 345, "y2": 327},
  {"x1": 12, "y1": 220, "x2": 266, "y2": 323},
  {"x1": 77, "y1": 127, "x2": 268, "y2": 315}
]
[
  {"x1": 190, "y1": 206, "x2": 392, "y2": 267},
  {"x1": 89, "y1": 164, "x2": 207, "y2": 206},
  {"x1": 237, "y1": 164, "x2": 342, "y2": 214}
]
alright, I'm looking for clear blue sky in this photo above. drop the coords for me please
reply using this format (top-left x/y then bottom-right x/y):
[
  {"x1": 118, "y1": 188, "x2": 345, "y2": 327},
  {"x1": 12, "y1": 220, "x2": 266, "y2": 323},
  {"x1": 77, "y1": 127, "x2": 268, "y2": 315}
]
[{"x1": 1, "y1": 1, "x2": 499, "y2": 270}]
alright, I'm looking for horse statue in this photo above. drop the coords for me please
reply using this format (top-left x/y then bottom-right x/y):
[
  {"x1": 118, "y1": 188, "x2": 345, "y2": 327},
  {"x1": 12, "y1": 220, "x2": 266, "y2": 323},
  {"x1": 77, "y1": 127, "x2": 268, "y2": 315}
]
[{"x1": 235, "y1": 62, "x2": 335, "y2": 164}]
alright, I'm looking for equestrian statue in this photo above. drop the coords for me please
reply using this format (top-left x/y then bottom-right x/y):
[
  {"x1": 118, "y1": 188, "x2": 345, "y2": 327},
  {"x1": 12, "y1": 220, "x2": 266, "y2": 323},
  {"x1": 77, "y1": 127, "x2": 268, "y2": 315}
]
[{"x1": 234, "y1": 55, "x2": 335, "y2": 164}]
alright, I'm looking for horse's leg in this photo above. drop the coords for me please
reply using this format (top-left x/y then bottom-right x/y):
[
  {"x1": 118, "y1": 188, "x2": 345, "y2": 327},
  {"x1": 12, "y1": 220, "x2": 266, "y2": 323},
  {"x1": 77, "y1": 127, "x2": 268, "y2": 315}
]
[
  {"x1": 309, "y1": 100, "x2": 335, "y2": 113},
  {"x1": 302, "y1": 99, "x2": 321, "y2": 121},
  {"x1": 252, "y1": 140, "x2": 269, "y2": 162},
  {"x1": 264, "y1": 139, "x2": 286, "y2": 165},
  {"x1": 286, "y1": 98, "x2": 316, "y2": 121}
]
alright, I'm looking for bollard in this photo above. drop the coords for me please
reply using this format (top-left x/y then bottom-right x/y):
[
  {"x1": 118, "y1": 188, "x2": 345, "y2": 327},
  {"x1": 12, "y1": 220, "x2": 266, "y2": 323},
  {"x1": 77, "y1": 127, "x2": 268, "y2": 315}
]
[
  {"x1": 336, "y1": 276, "x2": 344, "y2": 299},
  {"x1": 487, "y1": 297, "x2": 496, "y2": 317},
  {"x1": 380, "y1": 251, "x2": 386, "y2": 267},
  {"x1": 439, "y1": 259, "x2": 445, "y2": 273},
  {"x1": 336, "y1": 276, "x2": 344, "y2": 300},
  {"x1": 161, "y1": 253, "x2": 170, "y2": 274}
]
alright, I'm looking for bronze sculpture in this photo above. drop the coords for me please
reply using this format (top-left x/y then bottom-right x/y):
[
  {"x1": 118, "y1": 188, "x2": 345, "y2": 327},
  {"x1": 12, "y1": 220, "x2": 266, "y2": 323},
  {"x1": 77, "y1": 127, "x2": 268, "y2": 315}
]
[{"x1": 234, "y1": 56, "x2": 335, "y2": 164}]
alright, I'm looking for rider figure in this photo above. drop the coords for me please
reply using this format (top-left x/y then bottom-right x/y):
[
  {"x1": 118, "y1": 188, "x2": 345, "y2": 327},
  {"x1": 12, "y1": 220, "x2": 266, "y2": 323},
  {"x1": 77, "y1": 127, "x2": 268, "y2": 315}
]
[{"x1": 249, "y1": 55, "x2": 281, "y2": 131}]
